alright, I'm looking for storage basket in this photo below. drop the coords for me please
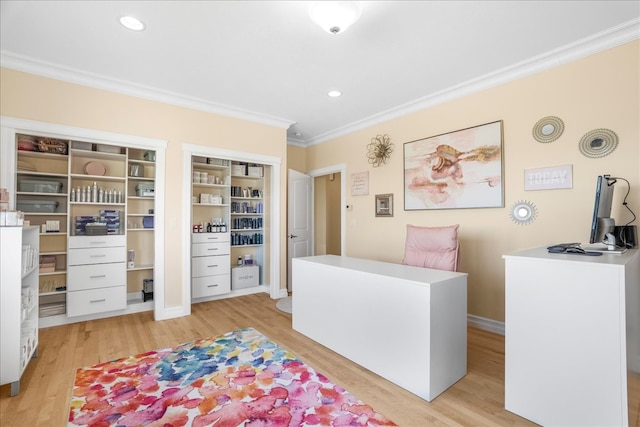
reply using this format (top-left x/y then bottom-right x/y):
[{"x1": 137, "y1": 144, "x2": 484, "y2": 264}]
[
  {"x1": 135, "y1": 183, "x2": 155, "y2": 197},
  {"x1": 231, "y1": 164, "x2": 246, "y2": 176},
  {"x1": 248, "y1": 166, "x2": 263, "y2": 177},
  {"x1": 18, "y1": 180, "x2": 63, "y2": 193},
  {"x1": 232, "y1": 265, "x2": 259, "y2": 289},
  {"x1": 36, "y1": 138, "x2": 68, "y2": 155},
  {"x1": 16, "y1": 200, "x2": 58, "y2": 213}
]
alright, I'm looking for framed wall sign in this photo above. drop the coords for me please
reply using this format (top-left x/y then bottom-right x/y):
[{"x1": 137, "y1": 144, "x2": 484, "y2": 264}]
[
  {"x1": 404, "y1": 121, "x2": 504, "y2": 210},
  {"x1": 524, "y1": 165, "x2": 573, "y2": 191},
  {"x1": 351, "y1": 171, "x2": 369, "y2": 196}
]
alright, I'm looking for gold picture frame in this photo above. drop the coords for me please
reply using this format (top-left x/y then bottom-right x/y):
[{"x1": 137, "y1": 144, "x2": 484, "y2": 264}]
[
  {"x1": 375, "y1": 193, "x2": 393, "y2": 217},
  {"x1": 403, "y1": 120, "x2": 504, "y2": 210}
]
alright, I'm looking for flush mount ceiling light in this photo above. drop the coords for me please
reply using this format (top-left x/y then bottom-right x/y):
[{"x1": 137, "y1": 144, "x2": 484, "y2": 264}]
[
  {"x1": 308, "y1": 1, "x2": 362, "y2": 35},
  {"x1": 120, "y1": 16, "x2": 145, "y2": 31},
  {"x1": 327, "y1": 90, "x2": 342, "y2": 97}
]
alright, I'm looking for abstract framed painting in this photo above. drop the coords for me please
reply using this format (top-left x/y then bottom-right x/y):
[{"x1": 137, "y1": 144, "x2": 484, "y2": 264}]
[{"x1": 403, "y1": 120, "x2": 504, "y2": 210}]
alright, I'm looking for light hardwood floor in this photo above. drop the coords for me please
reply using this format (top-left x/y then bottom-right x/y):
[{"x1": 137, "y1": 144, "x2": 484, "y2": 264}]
[{"x1": 0, "y1": 293, "x2": 538, "y2": 426}]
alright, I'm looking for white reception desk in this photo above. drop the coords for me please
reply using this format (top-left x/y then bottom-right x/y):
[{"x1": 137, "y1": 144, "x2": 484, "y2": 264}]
[
  {"x1": 503, "y1": 247, "x2": 640, "y2": 427},
  {"x1": 292, "y1": 255, "x2": 468, "y2": 402}
]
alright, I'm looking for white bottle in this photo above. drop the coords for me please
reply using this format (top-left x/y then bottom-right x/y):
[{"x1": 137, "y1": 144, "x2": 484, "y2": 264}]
[{"x1": 92, "y1": 182, "x2": 98, "y2": 203}]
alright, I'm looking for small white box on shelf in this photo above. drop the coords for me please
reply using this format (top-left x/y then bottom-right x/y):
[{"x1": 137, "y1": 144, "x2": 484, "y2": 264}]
[
  {"x1": 72, "y1": 141, "x2": 93, "y2": 151},
  {"x1": 231, "y1": 164, "x2": 246, "y2": 176},
  {"x1": 232, "y1": 265, "x2": 259, "y2": 289},
  {"x1": 96, "y1": 144, "x2": 122, "y2": 154},
  {"x1": 248, "y1": 166, "x2": 263, "y2": 177}
]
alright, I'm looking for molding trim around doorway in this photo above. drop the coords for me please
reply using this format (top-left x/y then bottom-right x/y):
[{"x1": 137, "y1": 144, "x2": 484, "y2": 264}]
[{"x1": 307, "y1": 164, "x2": 347, "y2": 257}]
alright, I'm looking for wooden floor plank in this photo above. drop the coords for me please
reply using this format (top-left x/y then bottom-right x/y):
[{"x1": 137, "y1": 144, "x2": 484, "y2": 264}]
[{"x1": 0, "y1": 293, "x2": 537, "y2": 426}]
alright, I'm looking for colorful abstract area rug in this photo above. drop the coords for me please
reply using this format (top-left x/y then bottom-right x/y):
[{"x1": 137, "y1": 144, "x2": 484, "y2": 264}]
[{"x1": 68, "y1": 327, "x2": 396, "y2": 426}]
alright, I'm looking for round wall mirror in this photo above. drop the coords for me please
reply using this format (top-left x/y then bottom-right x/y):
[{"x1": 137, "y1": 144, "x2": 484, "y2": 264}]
[
  {"x1": 510, "y1": 200, "x2": 537, "y2": 225},
  {"x1": 532, "y1": 116, "x2": 564, "y2": 143},
  {"x1": 579, "y1": 128, "x2": 618, "y2": 158},
  {"x1": 540, "y1": 124, "x2": 555, "y2": 136}
]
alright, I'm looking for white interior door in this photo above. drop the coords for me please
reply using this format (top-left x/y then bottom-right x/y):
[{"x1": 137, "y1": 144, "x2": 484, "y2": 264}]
[{"x1": 287, "y1": 169, "x2": 312, "y2": 292}]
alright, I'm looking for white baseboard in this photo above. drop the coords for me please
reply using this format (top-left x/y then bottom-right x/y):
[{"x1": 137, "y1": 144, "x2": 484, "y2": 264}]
[{"x1": 467, "y1": 314, "x2": 505, "y2": 336}]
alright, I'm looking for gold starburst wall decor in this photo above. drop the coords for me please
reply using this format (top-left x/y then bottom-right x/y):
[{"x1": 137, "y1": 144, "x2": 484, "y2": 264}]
[{"x1": 367, "y1": 134, "x2": 393, "y2": 167}]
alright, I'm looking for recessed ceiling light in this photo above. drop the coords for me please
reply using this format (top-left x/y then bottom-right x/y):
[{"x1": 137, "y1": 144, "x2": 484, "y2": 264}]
[
  {"x1": 327, "y1": 90, "x2": 342, "y2": 98},
  {"x1": 120, "y1": 16, "x2": 145, "y2": 31}
]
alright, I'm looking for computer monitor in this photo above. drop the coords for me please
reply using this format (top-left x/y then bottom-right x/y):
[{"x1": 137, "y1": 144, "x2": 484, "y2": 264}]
[{"x1": 589, "y1": 175, "x2": 615, "y2": 244}]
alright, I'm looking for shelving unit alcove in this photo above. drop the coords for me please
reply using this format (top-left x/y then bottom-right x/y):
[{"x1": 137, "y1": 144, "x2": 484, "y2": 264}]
[
  {"x1": 182, "y1": 145, "x2": 285, "y2": 313},
  {"x1": 0, "y1": 116, "x2": 168, "y2": 327}
]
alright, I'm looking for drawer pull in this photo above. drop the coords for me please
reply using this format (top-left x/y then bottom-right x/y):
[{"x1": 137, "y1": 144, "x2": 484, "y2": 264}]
[
  {"x1": 90, "y1": 254, "x2": 106, "y2": 258},
  {"x1": 208, "y1": 248, "x2": 218, "y2": 251},
  {"x1": 207, "y1": 265, "x2": 218, "y2": 268},
  {"x1": 90, "y1": 299, "x2": 106, "y2": 303},
  {"x1": 90, "y1": 275, "x2": 107, "y2": 279},
  {"x1": 207, "y1": 284, "x2": 219, "y2": 288},
  {"x1": 89, "y1": 241, "x2": 107, "y2": 245}
]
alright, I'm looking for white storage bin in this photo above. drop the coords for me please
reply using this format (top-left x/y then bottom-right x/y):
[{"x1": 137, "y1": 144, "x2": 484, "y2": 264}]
[
  {"x1": 17, "y1": 200, "x2": 58, "y2": 213},
  {"x1": 231, "y1": 164, "x2": 246, "y2": 176},
  {"x1": 18, "y1": 180, "x2": 63, "y2": 193},
  {"x1": 248, "y1": 166, "x2": 263, "y2": 177},
  {"x1": 232, "y1": 265, "x2": 259, "y2": 289},
  {"x1": 95, "y1": 144, "x2": 122, "y2": 154}
]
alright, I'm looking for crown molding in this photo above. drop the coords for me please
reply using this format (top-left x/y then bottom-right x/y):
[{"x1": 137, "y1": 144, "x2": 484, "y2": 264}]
[
  {"x1": 302, "y1": 17, "x2": 640, "y2": 147},
  {"x1": 1, "y1": 17, "x2": 637, "y2": 147},
  {"x1": 0, "y1": 51, "x2": 294, "y2": 131}
]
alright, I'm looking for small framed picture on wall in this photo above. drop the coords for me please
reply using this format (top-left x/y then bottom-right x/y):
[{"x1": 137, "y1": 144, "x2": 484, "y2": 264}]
[{"x1": 375, "y1": 193, "x2": 393, "y2": 217}]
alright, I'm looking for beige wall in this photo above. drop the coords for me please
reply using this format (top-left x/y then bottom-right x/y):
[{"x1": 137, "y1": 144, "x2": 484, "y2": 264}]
[
  {"x1": 312, "y1": 173, "x2": 342, "y2": 256},
  {"x1": 0, "y1": 68, "x2": 289, "y2": 308},
  {"x1": 287, "y1": 145, "x2": 306, "y2": 173},
  {"x1": 302, "y1": 41, "x2": 640, "y2": 322},
  {"x1": 2, "y1": 40, "x2": 638, "y2": 322}
]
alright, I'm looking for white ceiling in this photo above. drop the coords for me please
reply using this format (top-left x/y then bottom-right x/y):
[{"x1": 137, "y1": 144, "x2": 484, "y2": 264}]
[{"x1": 1, "y1": 1, "x2": 638, "y2": 146}]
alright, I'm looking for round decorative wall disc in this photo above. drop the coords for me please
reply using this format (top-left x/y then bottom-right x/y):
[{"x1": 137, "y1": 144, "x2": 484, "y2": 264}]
[
  {"x1": 510, "y1": 200, "x2": 537, "y2": 225},
  {"x1": 532, "y1": 116, "x2": 564, "y2": 143},
  {"x1": 578, "y1": 128, "x2": 618, "y2": 158}
]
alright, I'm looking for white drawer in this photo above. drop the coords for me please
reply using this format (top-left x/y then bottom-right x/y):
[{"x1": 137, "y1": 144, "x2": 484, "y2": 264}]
[
  {"x1": 67, "y1": 286, "x2": 126, "y2": 317},
  {"x1": 192, "y1": 241, "x2": 229, "y2": 257},
  {"x1": 192, "y1": 274, "x2": 231, "y2": 298},
  {"x1": 68, "y1": 246, "x2": 126, "y2": 266},
  {"x1": 68, "y1": 263, "x2": 126, "y2": 291},
  {"x1": 192, "y1": 233, "x2": 230, "y2": 244},
  {"x1": 192, "y1": 255, "x2": 230, "y2": 278},
  {"x1": 69, "y1": 235, "x2": 126, "y2": 249}
]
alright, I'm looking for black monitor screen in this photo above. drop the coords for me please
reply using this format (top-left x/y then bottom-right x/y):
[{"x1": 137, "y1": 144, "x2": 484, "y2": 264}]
[{"x1": 589, "y1": 175, "x2": 615, "y2": 244}]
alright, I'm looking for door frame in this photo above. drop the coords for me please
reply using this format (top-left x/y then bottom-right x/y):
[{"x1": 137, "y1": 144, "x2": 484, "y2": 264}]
[
  {"x1": 182, "y1": 144, "x2": 282, "y2": 316},
  {"x1": 307, "y1": 164, "x2": 347, "y2": 257},
  {"x1": 0, "y1": 116, "x2": 168, "y2": 323}
]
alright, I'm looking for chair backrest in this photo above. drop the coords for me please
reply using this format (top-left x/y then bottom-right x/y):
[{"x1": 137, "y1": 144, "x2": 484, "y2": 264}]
[{"x1": 402, "y1": 224, "x2": 460, "y2": 272}]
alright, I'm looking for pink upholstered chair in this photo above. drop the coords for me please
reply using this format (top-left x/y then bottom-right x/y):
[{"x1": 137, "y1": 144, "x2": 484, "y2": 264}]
[{"x1": 402, "y1": 224, "x2": 460, "y2": 272}]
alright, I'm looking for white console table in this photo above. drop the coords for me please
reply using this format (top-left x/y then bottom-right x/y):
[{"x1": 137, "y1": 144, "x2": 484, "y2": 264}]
[
  {"x1": 503, "y1": 247, "x2": 640, "y2": 426},
  {"x1": 292, "y1": 255, "x2": 468, "y2": 402}
]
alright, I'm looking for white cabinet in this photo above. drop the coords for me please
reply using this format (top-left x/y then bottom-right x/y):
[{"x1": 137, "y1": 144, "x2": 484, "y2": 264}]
[
  {"x1": 230, "y1": 162, "x2": 264, "y2": 285},
  {"x1": 0, "y1": 226, "x2": 39, "y2": 396},
  {"x1": 190, "y1": 158, "x2": 231, "y2": 300},
  {"x1": 191, "y1": 232, "x2": 231, "y2": 298},
  {"x1": 126, "y1": 148, "x2": 156, "y2": 302},
  {"x1": 67, "y1": 235, "x2": 126, "y2": 317},
  {"x1": 189, "y1": 157, "x2": 269, "y2": 300},
  {"x1": 292, "y1": 255, "x2": 468, "y2": 402},
  {"x1": 2, "y1": 119, "x2": 164, "y2": 327},
  {"x1": 503, "y1": 247, "x2": 640, "y2": 426},
  {"x1": 15, "y1": 142, "x2": 69, "y2": 318}
]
